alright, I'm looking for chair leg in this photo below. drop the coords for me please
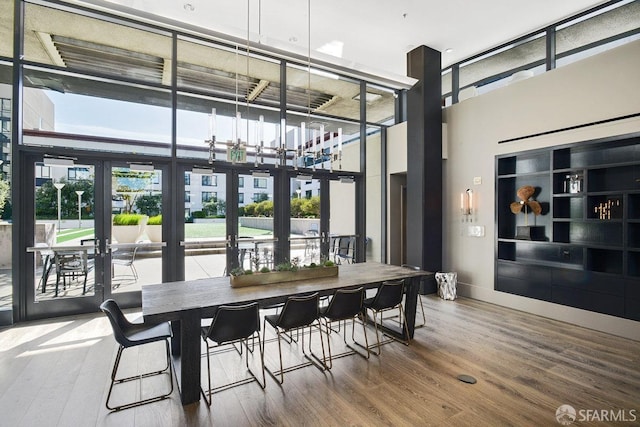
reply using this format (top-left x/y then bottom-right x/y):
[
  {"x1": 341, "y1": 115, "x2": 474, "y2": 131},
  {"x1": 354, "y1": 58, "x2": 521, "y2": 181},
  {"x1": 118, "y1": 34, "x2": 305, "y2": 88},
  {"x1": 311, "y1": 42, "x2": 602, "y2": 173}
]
[
  {"x1": 414, "y1": 294, "x2": 427, "y2": 328},
  {"x1": 303, "y1": 320, "x2": 328, "y2": 371},
  {"x1": 264, "y1": 325, "x2": 286, "y2": 385},
  {"x1": 263, "y1": 320, "x2": 327, "y2": 386},
  {"x1": 202, "y1": 333, "x2": 266, "y2": 406},
  {"x1": 82, "y1": 273, "x2": 88, "y2": 295},
  {"x1": 323, "y1": 316, "x2": 369, "y2": 369},
  {"x1": 105, "y1": 340, "x2": 173, "y2": 412},
  {"x1": 130, "y1": 263, "x2": 138, "y2": 281},
  {"x1": 364, "y1": 305, "x2": 410, "y2": 356}
]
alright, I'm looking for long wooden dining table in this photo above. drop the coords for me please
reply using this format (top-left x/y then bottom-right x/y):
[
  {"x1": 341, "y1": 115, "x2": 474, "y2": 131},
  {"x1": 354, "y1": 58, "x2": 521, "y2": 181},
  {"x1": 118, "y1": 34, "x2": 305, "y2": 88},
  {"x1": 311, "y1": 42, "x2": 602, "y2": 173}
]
[{"x1": 141, "y1": 262, "x2": 433, "y2": 405}]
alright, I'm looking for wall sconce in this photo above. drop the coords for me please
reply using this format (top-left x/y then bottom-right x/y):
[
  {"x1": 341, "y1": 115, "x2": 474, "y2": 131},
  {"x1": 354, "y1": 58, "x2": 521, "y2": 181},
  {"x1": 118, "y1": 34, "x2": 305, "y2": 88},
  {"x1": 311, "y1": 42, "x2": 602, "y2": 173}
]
[{"x1": 461, "y1": 188, "x2": 473, "y2": 221}]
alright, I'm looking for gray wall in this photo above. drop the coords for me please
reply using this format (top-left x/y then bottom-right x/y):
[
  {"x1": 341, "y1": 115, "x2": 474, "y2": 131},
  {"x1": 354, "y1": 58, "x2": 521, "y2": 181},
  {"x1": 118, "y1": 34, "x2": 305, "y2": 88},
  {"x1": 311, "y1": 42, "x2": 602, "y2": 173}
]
[{"x1": 444, "y1": 39, "x2": 640, "y2": 340}]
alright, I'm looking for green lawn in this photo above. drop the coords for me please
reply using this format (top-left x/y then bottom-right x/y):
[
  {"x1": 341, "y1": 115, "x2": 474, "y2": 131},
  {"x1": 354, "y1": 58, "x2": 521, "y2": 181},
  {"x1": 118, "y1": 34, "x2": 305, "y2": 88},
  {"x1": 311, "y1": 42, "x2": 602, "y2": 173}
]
[
  {"x1": 56, "y1": 228, "x2": 96, "y2": 244},
  {"x1": 54, "y1": 224, "x2": 272, "y2": 242},
  {"x1": 185, "y1": 223, "x2": 272, "y2": 238}
]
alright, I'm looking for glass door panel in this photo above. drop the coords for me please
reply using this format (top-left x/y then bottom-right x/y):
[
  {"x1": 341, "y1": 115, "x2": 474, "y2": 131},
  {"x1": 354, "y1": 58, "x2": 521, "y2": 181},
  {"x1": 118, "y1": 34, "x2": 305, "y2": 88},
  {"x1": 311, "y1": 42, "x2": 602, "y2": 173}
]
[
  {"x1": 290, "y1": 176, "x2": 321, "y2": 265},
  {"x1": 236, "y1": 173, "x2": 276, "y2": 273},
  {"x1": 329, "y1": 179, "x2": 356, "y2": 264},
  {"x1": 33, "y1": 161, "x2": 97, "y2": 301},
  {"x1": 182, "y1": 170, "x2": 228, "y2": 280},
  {"x1": 109, "y1": 166, "x2": 163, "y2": 293}
]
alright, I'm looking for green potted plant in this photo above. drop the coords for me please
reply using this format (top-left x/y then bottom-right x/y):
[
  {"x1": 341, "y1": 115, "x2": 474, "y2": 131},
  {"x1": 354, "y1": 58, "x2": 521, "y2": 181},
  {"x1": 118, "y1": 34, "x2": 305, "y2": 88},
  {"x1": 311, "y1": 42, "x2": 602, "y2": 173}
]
[
  {"x1": 112, "y1": 213, "x2": 148, "y2": 243},
  {"x1": 229, "y1": 256, "x2": 338, "y2": 288},
  {"x1": 146, "y1": 214, "x2": 162, "y2": 242}
]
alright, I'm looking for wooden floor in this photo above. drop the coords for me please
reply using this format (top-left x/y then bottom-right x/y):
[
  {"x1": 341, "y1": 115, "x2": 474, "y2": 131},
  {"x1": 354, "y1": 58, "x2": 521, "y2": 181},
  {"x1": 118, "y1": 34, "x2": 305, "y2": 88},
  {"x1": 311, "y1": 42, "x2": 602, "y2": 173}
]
[{"x1": 0, "y1": 296, "x2": 638, "y2": 426}]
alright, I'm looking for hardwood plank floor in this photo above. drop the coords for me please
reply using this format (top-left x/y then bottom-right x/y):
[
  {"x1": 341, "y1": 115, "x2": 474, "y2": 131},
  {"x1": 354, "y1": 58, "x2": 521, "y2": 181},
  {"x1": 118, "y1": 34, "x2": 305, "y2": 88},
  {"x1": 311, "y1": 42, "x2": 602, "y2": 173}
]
[{"x1": 0, "y1": 296, "x2": 638, "y2": 426}]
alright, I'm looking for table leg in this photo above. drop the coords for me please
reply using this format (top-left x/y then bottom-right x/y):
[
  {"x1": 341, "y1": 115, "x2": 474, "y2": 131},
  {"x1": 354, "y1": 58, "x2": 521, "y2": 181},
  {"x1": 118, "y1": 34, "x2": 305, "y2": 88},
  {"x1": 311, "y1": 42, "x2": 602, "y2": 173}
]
[
  {"x1": 403, "y1": 276, "x2": 419, "y2": 340},
  {"x1": 170, "y1": 320, "x2": 181, "y2": 356},
  {"x1": 171, "y1": 312, "x2": 201, "y2": 405}
]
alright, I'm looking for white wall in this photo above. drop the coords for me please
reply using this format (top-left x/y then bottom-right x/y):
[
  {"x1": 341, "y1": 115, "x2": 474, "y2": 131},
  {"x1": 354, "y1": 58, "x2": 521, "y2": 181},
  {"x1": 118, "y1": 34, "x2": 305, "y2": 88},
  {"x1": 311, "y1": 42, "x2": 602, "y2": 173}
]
[{"x1": 444, "y1": 39, "x2": 640, "y2": 341}]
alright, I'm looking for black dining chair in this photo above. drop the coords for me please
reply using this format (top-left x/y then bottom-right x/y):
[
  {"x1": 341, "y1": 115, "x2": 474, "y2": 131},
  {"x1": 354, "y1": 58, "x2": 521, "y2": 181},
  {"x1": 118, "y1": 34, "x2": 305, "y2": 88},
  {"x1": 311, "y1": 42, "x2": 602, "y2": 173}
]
[
  {"x1": 100, "y1": 299, "x2": 173, "y2": 411},
  {"x1": 363, "y1": 280, "x2": 410, "y2": 355},
  {"x1": 200, "y1": 302, "x2": 265, "y2": 405},
  {"x1": 401, "y1": 264, "x2": 427, "y2": 328},
  {"x1": 262, "y1": 292, "x2": 327, "y2": 384},
  {"x1": 320, "y1": 287, "x2": 369, "y2": 368}
]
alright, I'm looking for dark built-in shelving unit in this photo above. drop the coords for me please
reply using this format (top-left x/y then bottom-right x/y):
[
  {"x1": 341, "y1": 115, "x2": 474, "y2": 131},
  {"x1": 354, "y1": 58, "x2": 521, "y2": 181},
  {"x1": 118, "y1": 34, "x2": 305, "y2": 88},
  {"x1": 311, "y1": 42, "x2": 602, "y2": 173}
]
[{"x1": 495, "y1": 134, "x2": 640, "y2": 321}]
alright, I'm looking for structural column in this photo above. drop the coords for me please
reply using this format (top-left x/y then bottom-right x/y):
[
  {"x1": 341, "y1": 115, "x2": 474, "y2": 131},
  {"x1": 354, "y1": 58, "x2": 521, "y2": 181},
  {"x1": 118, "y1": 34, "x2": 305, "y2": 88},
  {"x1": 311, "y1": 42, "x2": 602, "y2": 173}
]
[{"x1": 406, "y1": 46, "x2": 442, "y2": 292}]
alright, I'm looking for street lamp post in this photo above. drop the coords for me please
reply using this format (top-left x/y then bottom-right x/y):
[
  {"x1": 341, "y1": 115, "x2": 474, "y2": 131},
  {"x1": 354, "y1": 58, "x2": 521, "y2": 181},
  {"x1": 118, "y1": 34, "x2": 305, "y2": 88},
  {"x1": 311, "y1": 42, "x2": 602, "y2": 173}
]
[
  {"x1": 75, "y1": 190, "x2": 84, "y2": 229},
  {"x1": 53, "y1": 183, "x2": 65, "y2": 232},
  {"x1": 296, "y1": 188, "x2": 301, "y2": 199}
]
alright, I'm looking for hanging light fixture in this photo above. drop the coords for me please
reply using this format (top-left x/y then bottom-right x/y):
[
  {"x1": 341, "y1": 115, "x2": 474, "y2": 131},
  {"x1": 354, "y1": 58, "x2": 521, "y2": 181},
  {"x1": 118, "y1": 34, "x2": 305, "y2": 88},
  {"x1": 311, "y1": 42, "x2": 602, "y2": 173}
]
[
  {"x1": 206, "y1": 108, "x2": 216, "y2": 165},
  {"x1": 306, "y1": 0, "x2": 313, "y2": 171}
]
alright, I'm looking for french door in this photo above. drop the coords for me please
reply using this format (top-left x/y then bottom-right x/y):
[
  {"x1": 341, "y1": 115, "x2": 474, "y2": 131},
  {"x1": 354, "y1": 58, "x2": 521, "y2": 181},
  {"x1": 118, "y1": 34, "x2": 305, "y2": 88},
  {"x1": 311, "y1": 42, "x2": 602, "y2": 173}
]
[
  {"x1": 24, "y1": 154, "x2": 167, "y2": 319},
  {"x1": 179, "y1": 164, "x2": 278, "y2": 281},
  {"x1": 289, "y1": 172, "x2": 358, "y2": 266}
]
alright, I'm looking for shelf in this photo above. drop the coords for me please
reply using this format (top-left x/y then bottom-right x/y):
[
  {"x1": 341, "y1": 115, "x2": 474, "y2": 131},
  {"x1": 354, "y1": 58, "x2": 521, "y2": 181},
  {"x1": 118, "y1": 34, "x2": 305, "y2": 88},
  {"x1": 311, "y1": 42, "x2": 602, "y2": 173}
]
[
  {"x1": 553, "y1": 139, "x2": 640, "y2": 170},
  {"x1": 628, "y1": 223, "x2": 640, "y2": 249},
  {"x1": 586, "y1": 248, "x2": 623, "y2": 274},
  {"x1": 629, "y1": 194, "x2": 640, "y2": 220},
  {"x1": 566, "y1": 221, "x2": 623, "y2": 246},
  {"x1": 629, "y1": 252, "x2": 640, "y2": 277},
  {"x1": 496, "y1": 136, "x2": 640, "y2": 321},
  {"x1": 553, "y1": 197, "x2": 583, "y2": 219},
  {"x1": 552, "y1": 170, "x2": 584, "y2": 195},
  {"x1": 498, "y1": 152, "x2": 550, "y2": 176},
  {"x1": 553, "y1": 148, "x2": 571, "y2": 170},
  {"x1": 588, "y1": 165, "x2": 639, "y2": 192},
  {"x1": 497, "y1": 240, "x2": 583, "y2": 268},
  {"x1": 587, "y1": 195, "x2": 623, "y2": 219}
]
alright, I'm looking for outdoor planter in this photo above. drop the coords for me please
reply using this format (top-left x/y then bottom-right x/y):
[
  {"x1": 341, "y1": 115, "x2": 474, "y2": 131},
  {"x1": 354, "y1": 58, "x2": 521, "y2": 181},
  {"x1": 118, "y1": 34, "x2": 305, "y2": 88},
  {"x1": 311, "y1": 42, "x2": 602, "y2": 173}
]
[
  {"x1": 230, "y1": 265, "x2": 338, "y2": 288},
  {"x1": 112, "y1": 214, "x2": 148, "y2": 244},
  {"x1": 145, "y1": 215, "x2": 162, "y2": 242},
  {"x1": 145, "y1": 225, "x2": 162, "y2": 242}
]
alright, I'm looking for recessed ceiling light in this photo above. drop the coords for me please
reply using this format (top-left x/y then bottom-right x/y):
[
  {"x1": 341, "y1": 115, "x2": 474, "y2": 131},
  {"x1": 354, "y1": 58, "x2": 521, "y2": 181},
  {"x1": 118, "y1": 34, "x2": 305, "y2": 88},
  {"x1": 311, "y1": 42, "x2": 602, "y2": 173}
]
[
  {"x1": 445, "y1": 48, "x2": 454, "y2": 53},
  {"x1": 184, "y1": 3, "x2": 194, "y2": 11}
]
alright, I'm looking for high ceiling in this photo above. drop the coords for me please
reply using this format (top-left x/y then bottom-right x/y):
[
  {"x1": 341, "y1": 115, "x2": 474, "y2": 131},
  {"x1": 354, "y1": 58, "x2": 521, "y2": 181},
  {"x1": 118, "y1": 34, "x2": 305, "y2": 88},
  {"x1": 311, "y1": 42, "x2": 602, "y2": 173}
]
[{"x1": 76, "y1": 0, "x2": 609, "y2": 83}]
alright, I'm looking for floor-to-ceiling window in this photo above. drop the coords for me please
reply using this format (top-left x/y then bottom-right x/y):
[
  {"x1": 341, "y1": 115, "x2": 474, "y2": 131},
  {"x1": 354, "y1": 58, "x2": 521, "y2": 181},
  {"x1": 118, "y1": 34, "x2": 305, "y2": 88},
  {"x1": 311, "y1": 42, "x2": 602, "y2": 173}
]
[
  {"x1": 7, "y1": 0, "x2": 401, "y2": 321},
  {"x1": 0, "y1": 0, "x2": 13, "y2": 320}
]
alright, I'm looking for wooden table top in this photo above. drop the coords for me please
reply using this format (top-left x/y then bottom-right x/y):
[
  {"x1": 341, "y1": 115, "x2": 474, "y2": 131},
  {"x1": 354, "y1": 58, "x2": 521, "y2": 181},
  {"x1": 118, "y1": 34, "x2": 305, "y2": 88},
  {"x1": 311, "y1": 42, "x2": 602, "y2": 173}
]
[{"x1": 142, "y1": 262, "x2": 431, "y2": 321}]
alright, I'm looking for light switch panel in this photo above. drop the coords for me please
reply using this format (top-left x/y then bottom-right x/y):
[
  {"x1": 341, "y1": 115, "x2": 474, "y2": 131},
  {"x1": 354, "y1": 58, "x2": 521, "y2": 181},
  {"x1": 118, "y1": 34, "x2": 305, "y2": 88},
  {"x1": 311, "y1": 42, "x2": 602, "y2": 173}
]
[{"x1": 467, "y1": 225, "x2": 485, "y2": 237}]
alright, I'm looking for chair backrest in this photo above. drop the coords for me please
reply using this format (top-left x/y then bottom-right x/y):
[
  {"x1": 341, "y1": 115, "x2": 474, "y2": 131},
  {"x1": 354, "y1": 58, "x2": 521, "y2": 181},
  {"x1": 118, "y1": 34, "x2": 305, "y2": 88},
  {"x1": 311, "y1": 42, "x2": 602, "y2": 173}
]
[
  {"x1": 336, "y1": 237, "x2": 355, "y2": 261},
  {"x1": 370, "y1": 280, "x2": 405, "y2": 310},
  {"x1": 337, "y1": 237, "x2": 350, "y2": 255},
  {"x1": 276, "y1": 292, "x2": 320, "y2": 330},
  {"x1": 324, "y1": 287, "x2": 364, "y2": 321},
  {"x1": 56, "y1": 250, "x2": 87, "y2": 273},
  {"x1": 206, "y1": 302, "x2": 260, "y2": 344},
  {"x1": 100, "y1": 299, "x2": 134, "y2": 347},
  {"x1": 114, "y1": 247, "x2": 138, "y2": 265},
  {"x1": 81, "y1": 238, "x2": 97, "y2": 259}
]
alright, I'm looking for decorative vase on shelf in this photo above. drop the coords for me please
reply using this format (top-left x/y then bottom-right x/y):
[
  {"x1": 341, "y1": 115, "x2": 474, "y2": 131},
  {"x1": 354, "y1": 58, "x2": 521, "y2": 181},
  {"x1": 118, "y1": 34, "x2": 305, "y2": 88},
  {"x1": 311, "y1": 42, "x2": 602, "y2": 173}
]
[{"x1": 563, "y1": 173, "x2": 583, "y2": 194}]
